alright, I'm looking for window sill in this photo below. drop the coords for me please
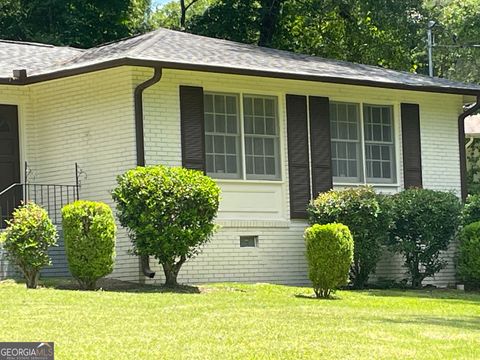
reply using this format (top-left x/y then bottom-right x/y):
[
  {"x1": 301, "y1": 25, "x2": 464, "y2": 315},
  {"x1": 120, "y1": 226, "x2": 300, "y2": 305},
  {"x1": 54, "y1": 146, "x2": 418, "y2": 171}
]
[
  {"x1": 214, "y1": 179, "x2": 284, "y2": 185},
  {"x1": 333, "y1": 182, "x2": 400, "y2": 188}
]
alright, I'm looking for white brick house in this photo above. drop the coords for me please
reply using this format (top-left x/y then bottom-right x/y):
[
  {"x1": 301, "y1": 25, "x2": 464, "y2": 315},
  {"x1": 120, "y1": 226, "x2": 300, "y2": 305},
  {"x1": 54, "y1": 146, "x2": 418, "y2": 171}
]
[{"x1": 0, "y1": 28, "x2": 479, "y2": 286}]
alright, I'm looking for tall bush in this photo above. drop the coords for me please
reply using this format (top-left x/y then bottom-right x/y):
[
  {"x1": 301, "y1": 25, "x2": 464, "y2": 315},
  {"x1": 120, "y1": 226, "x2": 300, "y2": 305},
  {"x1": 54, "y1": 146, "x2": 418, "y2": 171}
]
[
  {"x1": 112, "y1": 165, "x2": 220, "y2": 287},
  {"x1": 457, "y1": 221, "x2": 480, "y2": 289},
  {"x1": 304, "y1": 223, "x2": 354, "y2": 298},
  {"x1": 0, "y1": 203, "x2": 57, "y2": 288},
  {"x1": 387, "y1": 189, "x2": 461, "y2": 288},
  {"x1": 307, "y1": 187, "x2": 391, "y2": 289},
  {"x1": 62, "y1": 201, "x2": 117, "y2": 290}
]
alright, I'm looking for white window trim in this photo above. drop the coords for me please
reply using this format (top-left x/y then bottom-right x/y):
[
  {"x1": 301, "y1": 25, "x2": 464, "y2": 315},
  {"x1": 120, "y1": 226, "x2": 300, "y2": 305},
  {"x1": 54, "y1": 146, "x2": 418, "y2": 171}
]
[
  {"x1": 204, "y1": 90, "x2": 284, "y2": 182},
  {"x1": 330, "y1": 99, "x2": 401, "y2": 187}
]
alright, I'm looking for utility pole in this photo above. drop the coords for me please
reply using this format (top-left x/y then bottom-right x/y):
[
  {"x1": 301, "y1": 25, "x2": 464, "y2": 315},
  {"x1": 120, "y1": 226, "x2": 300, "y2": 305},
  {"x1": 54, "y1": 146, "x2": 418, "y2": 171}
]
[{"x1": 427, "y1": 20, "x2": 436, "y2": 77}]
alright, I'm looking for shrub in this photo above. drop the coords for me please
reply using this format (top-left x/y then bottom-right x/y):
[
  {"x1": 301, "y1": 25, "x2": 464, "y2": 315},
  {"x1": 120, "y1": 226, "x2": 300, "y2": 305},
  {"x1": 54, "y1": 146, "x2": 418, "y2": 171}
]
[
  {"x1": 112, "y1": 165, "x2": 220, "y2": 287},
  {"x1": 462, "y1": 194, "x2": 480, "y2": 226},
  {"x1": 62, "y1": 201, "x2": 117, "y2": 290},
  {"x1": 457, "y1": 221, "x2": 480, "y2": 289},
  {"x1": 304, "y1": 223, "x2": 354, "y2": 298},
  {"x1": 387, "y1": 189, "x2": 461, "y2": 288},
  {"x1": 0, "y1": 203, "x2": 57, "y2": 288},
  {"x1": 307, "y1": 186, "x2": 392, "y2": 289}
]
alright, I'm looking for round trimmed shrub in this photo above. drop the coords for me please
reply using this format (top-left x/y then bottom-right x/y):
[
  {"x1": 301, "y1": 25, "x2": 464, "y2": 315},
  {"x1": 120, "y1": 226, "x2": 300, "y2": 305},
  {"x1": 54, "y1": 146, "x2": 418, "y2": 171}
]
[
  {"x1": 0, "y1": 202, "x2": 57, "y2": 289},
  {"x1": 112, "y1": 165, "x2": 220, "y2": 287},
  {"x1": 304, "y1": 223, "x2": 354, "y2": 298},
  {"x1": 458, "y1": 221, "x2": 480, "y2": 289},
  {"x1": 307, "y1": 186, "x2": 392, "y2": 289},
  {"x1": 62, "y1": 201, "x2": 116, "y2": 290},
  {"x1": 387, "y1": 188, "x2": 461, "y2": 288}
]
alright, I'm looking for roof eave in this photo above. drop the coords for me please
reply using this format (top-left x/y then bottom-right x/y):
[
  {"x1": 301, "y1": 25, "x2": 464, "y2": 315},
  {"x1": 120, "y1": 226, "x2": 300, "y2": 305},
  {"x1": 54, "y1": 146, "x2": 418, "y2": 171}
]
[{"x1": 0, "y1": 57, "x2": 479, "y2": 96}]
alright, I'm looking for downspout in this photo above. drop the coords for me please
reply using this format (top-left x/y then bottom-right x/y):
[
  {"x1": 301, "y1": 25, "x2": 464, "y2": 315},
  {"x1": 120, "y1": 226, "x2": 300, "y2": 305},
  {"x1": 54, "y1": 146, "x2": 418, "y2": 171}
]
[
  {"x1": 458, "y1": 95, "x2": 480, "y2": 202},
  {"x1": 134, "y1": 66, "x2": 163, "y2": 278}
]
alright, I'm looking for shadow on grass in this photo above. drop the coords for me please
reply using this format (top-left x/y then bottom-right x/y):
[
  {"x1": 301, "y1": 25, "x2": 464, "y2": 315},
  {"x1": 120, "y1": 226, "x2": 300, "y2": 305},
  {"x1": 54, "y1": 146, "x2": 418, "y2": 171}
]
[
  {"x1": 364, "y1": 288, "x2": 480, "y2": 304},
  {"x1": 40, "y1": 278, "x2": 202, "y2": 294},
  {"x1": 375, "y1": 315, "x2": 480, "y2": 331},
  {"x1": 294, "y1": 293, "x2": 341, "y2": 300}
]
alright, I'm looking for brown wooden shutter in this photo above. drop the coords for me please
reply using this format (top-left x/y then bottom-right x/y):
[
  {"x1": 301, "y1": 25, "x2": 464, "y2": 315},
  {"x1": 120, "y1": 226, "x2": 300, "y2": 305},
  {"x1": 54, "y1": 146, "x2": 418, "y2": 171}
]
[
  {"x1": 401, "y1": 103, "x2": 423, "y2": 188},
  {"x1": 180, "y1": 85, "x2": 206, "y2": 172},
  {"x1": 286, "y1": 94, "x2": 311, "y2": 219},
  {"x1": 309, "y1": 96, "x2": 333, "y2": 198}
]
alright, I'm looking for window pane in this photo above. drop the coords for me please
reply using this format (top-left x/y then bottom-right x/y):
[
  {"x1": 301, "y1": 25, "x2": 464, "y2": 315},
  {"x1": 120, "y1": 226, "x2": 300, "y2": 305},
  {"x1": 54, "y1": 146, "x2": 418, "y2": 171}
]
[
  {"x1": 246, "y1": 156, "x2": 254, "y2": 174},
  {"x1": 254, "y1": 138, "x2": 264, "y2": 155},
  {"x1": 227, "y1": 116, "x2": 237, "y2": 133},
  {"x1": 265, "y1": 117, "x2": 275, "y2": 135},
  {"x1": 215, "y1": 155, "x2": 225, "y2": 172},
  {"x1": 205, "y1": 114, "x2": 214, "y2": 132},
  {"x1": 205, "y1": 135, "x2": 213, "y2": 153},
  {"x1": 254, "y1": 157, "x2": 265, "y2": 174},
  {"x1": 254, "y1": 98, "x2": 264, "y2": 116},
  {"x1": 244, "y1": 97, "x2": 253, "y2": 116},
  {"x1": 226, "y1": 137, "x2": 236, "y2": 154},
  {"x1": 245, "y1": 137, "x2": 253, "y2": 155},
  {"x1": 265, "y1": 99, "x2": 275, "y2": 116},
  {"x1": 264, "y1": 138, "x2": 274, "y2": 156},
  {"x1": 265, "y1": 157, "x2": 275, "y2": 175},
  {"x1": 254, "y1": 117, "x2": 265, "y2": 134},
  {"x1": 226, "y1": 155, "x2": 237, "y2": 173},
  {"x1": 206, "y1": 155, "x2": 214, "y2": 173},
  {"x1": 244, "y1": 116, "x2": 254, "y2": 134},
  {"x1": 214, "y1": 95, "x2": 225, "y2": 113},
  {"x1": 215, "y1": 115, "x2": 226, "y2": 133},
  {"x1": 214, "y1": 135, "x2": 224, "y2": 153},
  {"x1": 226, "y1": 96, "x2": 237, "y2": 114},
  {"x1": 204, "y1": 95, "x2": 213, "y2": 113}
]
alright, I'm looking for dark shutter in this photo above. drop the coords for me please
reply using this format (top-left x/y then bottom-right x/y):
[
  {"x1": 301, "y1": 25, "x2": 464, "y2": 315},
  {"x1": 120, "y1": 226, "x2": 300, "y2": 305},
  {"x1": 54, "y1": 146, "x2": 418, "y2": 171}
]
[
  {"x1": 309, "y1": 96, "x2": 332, "y2": 198},
  {"x1": 180, "y1": 86, "x2": 206, "y2": 172},
  {"x1": 401, "y1": 103, "x2": 423, "y2": 188},
  {"x1": 286, "y1": 95, "x2": 311, "y2": 219}
]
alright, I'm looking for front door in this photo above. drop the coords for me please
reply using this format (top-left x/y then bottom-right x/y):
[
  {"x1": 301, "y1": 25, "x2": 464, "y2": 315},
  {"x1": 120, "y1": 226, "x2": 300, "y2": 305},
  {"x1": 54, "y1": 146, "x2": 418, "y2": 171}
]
[{"x1": 0, "y1": 105, "x2": 21, "y2": 226}]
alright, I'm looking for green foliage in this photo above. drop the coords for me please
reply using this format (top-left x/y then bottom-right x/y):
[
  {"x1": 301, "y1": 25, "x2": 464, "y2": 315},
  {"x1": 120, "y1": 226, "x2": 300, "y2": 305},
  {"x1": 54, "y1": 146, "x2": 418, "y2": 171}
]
[
  {"x1": 457, "y1": 221, "x2": 480, "y2": 289},
  {"x1": 150, "y1": 0, "x2": 214, "y2": 30},
  {"x1": 0, "y1": 0, "x2": 152, "y2": 48},
  {"x1": 307, "y1": 186, "x2": 392, "y2": 289},
  {"x1": 387, "y1": 189, "x2": 461, "y2": 288},
  {"x1": 112, "y1": 165, "x2": 220, "y2": 287},
  {"x1": 62, "y1": 201, "x2": 117, "y2": 290},
  {"x1": 462, "y1": 194, "x2": 480, "y2": 226},
  {"x1": 304, "y1": 223, "x2": 354, "y2": 298},
  {"x1": 466, "y1": 138, "x2": 480, "y2": 196},
  {"x1": 0, "y1": 203, "x2": 57, "y2": 289}
]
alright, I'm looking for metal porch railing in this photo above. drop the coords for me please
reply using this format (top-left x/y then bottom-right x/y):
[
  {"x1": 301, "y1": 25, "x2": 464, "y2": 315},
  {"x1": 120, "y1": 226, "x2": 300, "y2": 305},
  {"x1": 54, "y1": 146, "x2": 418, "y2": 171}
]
[{"x1": 0, "y1": 163, "x2": 80, "y2": 228}]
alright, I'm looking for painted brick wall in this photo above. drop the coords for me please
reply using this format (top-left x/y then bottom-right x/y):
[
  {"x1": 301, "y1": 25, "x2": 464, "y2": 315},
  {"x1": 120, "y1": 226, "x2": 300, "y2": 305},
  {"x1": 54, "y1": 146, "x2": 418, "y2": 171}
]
[{"x1": 138, "y1": 68, "x2": 464, "y2": 287}]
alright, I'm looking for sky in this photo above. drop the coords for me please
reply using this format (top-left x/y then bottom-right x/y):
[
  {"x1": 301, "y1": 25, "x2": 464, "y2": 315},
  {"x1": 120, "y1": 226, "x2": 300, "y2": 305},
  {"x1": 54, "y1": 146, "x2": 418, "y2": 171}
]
[{"x1": 152, "y1": 0, "x2": 170, "y2": 7}]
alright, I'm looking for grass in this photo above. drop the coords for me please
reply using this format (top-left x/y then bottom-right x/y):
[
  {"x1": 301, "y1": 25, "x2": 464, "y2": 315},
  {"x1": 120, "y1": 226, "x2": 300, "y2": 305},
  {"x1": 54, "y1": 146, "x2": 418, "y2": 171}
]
[{"x1": 0, "y1": 280, "x2": 480, "y2": 359}]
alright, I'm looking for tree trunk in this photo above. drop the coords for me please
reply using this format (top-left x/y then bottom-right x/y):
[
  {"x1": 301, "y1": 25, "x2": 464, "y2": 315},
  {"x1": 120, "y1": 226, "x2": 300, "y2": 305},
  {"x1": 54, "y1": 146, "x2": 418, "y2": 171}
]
[
  {"x1": 180, "y1": 0, "x2": 186, "y2": 30},
  {"x1": 162, "y1": 256, "x2": 186, "y2": 288},
  {"x1": 25, "y1": 271, "x2": 39, "y2": 289},
  {"x1": 258, "y1": 0, "x2": 284, "y2": 47}
]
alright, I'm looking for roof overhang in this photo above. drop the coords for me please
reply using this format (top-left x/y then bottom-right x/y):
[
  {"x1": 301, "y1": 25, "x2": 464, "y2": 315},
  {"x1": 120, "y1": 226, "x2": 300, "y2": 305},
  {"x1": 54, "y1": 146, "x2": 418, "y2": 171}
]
[{"x1": 1, "y1": 57, "x2": 479, "y2": 96}]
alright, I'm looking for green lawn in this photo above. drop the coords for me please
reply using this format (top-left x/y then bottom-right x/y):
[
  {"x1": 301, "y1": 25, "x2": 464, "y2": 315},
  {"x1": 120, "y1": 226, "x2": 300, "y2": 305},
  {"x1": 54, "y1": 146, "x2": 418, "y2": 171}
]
[{"x1": 0, "y1": 280, "x2": 480, "y2": 359}]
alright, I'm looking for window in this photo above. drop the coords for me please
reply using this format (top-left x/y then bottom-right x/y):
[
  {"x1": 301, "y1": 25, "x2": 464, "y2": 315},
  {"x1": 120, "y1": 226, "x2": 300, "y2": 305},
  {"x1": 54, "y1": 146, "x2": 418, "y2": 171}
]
[
  {"x1": 364, "y1": 105, "x2": 395, "y2": 183},
  {"x1": 330, "y1": 102, "x2": 396, "y2": 184},
  {"x1": 205, "y1": 93, "x2": 281, "y2": 181},
  {"x1": 204, "y1": 93, "x2": 242, "y2": 178},
  {"x1": 239, "y1": 235, "x2": 259, "y2": 248},
  {"x1": 330, "y1": 102, "x2": 363, "y2": 183}
]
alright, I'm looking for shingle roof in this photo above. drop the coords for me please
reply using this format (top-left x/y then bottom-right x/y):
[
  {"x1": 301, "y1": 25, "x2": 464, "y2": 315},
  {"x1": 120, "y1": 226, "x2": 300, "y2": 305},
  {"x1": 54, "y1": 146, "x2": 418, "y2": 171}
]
[
  {"x1": 1, "y1": 28, "x2": 480, "y2": 95},
  {"x1": 0, "y1": 40, "x2": 84, "y2": 78}
]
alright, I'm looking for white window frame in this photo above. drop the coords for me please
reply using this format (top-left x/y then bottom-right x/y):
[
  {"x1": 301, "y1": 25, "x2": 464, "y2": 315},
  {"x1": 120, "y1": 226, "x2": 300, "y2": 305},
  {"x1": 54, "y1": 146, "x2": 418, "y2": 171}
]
[
  {"x1": 204, "y1": 91, "x2": 283, "y2": 182},
  {"x1": 330, "y1": 99, "x2": 400, "y2": 187}
]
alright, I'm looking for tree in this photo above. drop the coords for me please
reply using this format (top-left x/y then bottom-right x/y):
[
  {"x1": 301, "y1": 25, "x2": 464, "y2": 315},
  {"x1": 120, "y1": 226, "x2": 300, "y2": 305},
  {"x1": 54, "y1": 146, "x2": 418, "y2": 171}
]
[
  {"x1": 0, "y1": 203, "x2": 57, "y2": 289},
  {"x1": 112, "y1": 166, "x2": 220, "y2": 287},
  {"x1": 0, "y1": 0, "x2": 152, "y2": 48},
  {"x1": 150, "y1": 0, "x2": 214, "y2": 30}
]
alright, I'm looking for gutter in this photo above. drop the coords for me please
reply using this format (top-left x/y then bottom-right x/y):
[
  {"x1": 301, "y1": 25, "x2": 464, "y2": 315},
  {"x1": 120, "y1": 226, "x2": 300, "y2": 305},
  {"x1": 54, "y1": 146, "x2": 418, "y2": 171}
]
[
  {"x1": 458, "y1": 95, "x2": 480, "y2": 201},
  {"x1": 134, "y1": 66, "x2": 163, "y2": 278}
]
